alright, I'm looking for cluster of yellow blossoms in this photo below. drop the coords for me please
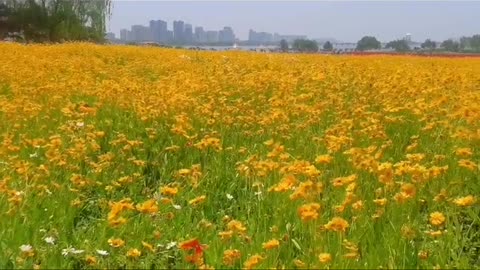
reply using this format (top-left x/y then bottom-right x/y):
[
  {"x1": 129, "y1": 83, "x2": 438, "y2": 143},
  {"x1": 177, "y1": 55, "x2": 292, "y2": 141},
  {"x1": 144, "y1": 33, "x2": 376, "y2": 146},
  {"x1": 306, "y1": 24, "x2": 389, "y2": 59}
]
[{"x1": 0, "y1": 43, "x2": 479, "y2": 268}]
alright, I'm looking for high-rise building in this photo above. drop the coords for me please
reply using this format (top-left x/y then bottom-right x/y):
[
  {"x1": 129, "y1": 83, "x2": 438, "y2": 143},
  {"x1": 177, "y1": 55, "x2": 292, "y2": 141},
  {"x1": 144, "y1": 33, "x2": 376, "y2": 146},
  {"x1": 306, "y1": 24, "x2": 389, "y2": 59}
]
[
  {"x1": 184, "y1": 24, "x2": 193, "y2": 44},
  {"x1": 150, "y1": 20, "x2": 168, "y2": 43},
  {"x1": 194, "y1": 27, "x2": 206, "y2": 43},
  {"x1": 166, "y1": 30, "x2": 174, "y2": 43},
  {"x1": 120, "y1": 29, "x2": 128, "y2": 41},
  {"x1": 105, "y1": 32, "x2": 115, "y2": 40},
  {"x1": 131, "y1": 25, "x2": 153, "y2": 42},
  {"x1": 173, "y1": 20, "x2": 185, "y2": 43},
  {"x1": 206, "y1": 31, "x2": 219, "y2": 43},
  {"x1": 248, "y1": 29, "x2": 273, "y2": 44},
  {"x1": 219, "y1": 26, "x2": 235, "y2": 44}
]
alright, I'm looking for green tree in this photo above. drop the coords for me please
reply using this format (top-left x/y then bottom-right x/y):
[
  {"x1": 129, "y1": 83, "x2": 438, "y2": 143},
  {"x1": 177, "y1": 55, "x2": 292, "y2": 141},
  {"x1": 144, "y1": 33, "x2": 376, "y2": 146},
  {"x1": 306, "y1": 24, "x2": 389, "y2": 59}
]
[
  {"x1": 386, "y1": 39, "x2": 410, "y2": 52},
  {"x1": 441, "y1": 39, "x2": 460, "y2": 52},
  {"x1": 1, "y1": 0, "x2": 112, "y2": 43},
  {"x1": 292, "y1": 39, "x2": 318, "y2": 53},
  {"x1": 323, "y1": 41, "x2": 333, "y2": 51},
  {"x1": 421, "y1": 39, "x2": 436, "y2": 51},
  {"x1": 356, "y1": 36, "x2": 381, "y2": 51},
  {"x1": 279, "y1": 39, "x2": 288, "y2": 52},
  {"x1": 470, "y1": 35, "x2": 480, "y2": 52}
]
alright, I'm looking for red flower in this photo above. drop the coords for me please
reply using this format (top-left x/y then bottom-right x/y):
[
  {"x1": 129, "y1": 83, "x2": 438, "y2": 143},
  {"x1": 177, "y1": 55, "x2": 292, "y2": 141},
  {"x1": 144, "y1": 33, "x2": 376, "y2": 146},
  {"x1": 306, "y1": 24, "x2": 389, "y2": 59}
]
[{"x1": 179, "y1": 238, "x2": 207, "y2": 265}]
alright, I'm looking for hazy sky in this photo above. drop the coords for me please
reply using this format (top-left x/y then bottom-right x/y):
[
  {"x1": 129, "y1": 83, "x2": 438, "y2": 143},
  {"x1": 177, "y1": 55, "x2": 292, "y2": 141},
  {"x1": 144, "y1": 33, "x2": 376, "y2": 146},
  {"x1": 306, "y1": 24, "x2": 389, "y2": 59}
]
[{"x1": 108, "y1": 1, "x2": 480, "y2": 42}]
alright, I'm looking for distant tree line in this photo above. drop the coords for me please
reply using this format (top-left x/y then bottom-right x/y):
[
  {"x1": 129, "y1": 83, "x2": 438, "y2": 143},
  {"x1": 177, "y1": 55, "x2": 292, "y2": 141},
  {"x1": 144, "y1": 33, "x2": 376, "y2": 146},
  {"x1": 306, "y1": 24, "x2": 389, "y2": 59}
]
[{"x1": 0, "y1": 0, "x2": 112, "y2": 43}]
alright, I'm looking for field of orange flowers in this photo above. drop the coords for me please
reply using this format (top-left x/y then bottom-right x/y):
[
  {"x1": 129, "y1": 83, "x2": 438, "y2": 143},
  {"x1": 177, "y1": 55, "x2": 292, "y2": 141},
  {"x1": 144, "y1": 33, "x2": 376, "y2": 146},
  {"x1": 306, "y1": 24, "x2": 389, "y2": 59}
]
[{"x1": 0, "y1": 43, "x2": 479, "y2": 269}]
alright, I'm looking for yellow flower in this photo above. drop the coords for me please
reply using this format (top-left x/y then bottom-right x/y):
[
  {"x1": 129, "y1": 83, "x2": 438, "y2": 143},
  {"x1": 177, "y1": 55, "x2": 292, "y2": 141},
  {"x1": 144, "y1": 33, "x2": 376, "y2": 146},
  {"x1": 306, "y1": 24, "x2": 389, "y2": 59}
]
[
  {"x1": 332, "y1": 174, "x2": 357, "y2": 188},
  {"x1": 324, "y1": 217, "x2": 349, "y2": 232},
  {"x1": 373, "y1": 198, "x2": 388, "y2": 207},
  {"x1": 160, "y1": 186, "x2": 178, "y2": 197},
  {"x1": 262, "y1": 239, "x2": 280, "y2": 250},
  {"x1": 293, "y1": 259, "x2": 306, "y2": 268},
  {"x1": 455, "y1": 147, "x2": 473, "y2": 157},
  {"x1": 227, "y1": 220, "x2": 247, "y2": 235},
  {"x1": 142, "y1": 241, "x2": 155, "y2": 252},
  {"x1": 189, "y1": 195, "x2": 206, "y2": 206},
  {"x1": 458, "y1": 159, "x2": 478, "y2": 171},
  {"x1": 427, "y1": 230, "x2": 443, "y2": 237},
  {"x1": 453, "y1": 195, "x2": 476, "y2": 207},
  {"x1": 136, "y1": 199, "x2": 159, "y2": 214},
  {"x1": 351, "y1": 200, "x2": 364, "y2": 211},
  {"x1": 315, "y1": 154, "x2": 333, "y2": 165},
  {"x1": 418, "y1": 250, "x2": 429, "y2": 260},
  {"x1": 243, "y1": 254, "x2": 264, "y2": 270},
  {"x1": 85, "y1": 255, "x2": 97, "y2": 266},
  {"x1": 269, "y1": 175, "x2": 297, "y2": 192},
  {"x1": 108, "y1": 238, "x2": 125, "y2": 248},
  {"x1": 429, "y1": 212, "x2": 446, "y2": 226},
  {"x1": 223, "y1": 249, "x2": 241, "y2": 266},
  {"x1": 298, "y1": 203, "x2": 321, "y2": 222},
  {"x1": 318, "y1": 253, "x2": 332, "y2": 263},
  {"x1": 126, "y1": 248, "x2": 141, "y2": 259}
]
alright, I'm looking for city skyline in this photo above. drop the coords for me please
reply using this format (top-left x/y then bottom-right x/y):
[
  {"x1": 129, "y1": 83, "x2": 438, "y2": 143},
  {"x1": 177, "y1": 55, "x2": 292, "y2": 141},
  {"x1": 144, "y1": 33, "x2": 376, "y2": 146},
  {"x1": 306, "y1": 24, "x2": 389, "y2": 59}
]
[
  {"x1": 112, "y1": 18, "x2": 309, "y2": 45},
  {"x1": 115, "y1": 18, "x2": 239, "y2": 44},
  {"x1": 108, "y1": 1, "x2": 480, "y2": 43}
]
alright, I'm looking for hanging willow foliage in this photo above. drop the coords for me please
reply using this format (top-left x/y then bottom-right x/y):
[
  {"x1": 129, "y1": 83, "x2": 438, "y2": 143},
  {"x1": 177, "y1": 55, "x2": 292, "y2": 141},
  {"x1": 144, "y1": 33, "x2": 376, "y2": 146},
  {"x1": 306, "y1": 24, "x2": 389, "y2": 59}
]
[{"x1": 0, "y1": 0, "x2": 112, "y2": 42}]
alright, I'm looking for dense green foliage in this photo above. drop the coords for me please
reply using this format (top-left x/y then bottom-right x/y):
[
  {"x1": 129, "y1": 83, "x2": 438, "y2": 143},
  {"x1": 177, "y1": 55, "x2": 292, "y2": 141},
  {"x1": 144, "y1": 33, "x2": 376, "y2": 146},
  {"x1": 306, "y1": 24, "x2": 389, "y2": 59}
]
[
  {"x1": 0, "y1": 0, "x2": 111, "y2": 42},
  {"x1": 386, "y1": 39, "x2": 410, "y2": 52},
  {"x1": 292, "y1": 39, "x2": 319, "y2": 52},
  {"x1": 356, "y1": 36, "x2": 381, "y2": 51},
  {"x1": 441, "y1": 39, "x2": 461, "y2": 52},
  {"x1": 279, "y1": 39, "x2": 288, "y2": 52},
  {"x1": 322, "y1": 41, "x2": 333, "y2": 51},
  {"x1": 421, "y1": 39, "x2": 437, "y2": 51}
]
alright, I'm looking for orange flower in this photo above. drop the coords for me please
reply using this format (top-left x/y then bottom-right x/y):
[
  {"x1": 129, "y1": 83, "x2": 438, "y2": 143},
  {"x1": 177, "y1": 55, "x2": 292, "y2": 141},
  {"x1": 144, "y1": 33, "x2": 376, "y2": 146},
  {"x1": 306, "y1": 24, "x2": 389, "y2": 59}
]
[
  {"x1": 108, "y1": 238, "x2": 125, "y2": 248},
  {"x1": 453, "y1": 195, "x2": 476, "y2": 207},
  {"x1": 455, "y1": 147, "x2": 473, "y2": 157},
  {"x1": 318, "y1": 253, "x2": 332, "y2": 263},
  {"x1": 218, "y1": 230, "x2": 234, "y2": 240},
  {"x1": 142, "y1": 241, "x2": 155, "y2": 252},
  {"x1": 179, "y1": 238, "x2": 207, "y2": 265},
  {"x1": 269, "y1": 175, "x2": 297, "y2": 192},
  {"x1": 458, "y1": 159, "x2": 478, "y2": 171},
  {"x1": 85, "y1": 255, "x2": 97, "y2": 266},
  {"x1": 136, "y1": 199, "x2": 159, "y2": 214},
  {"x1": 243, "y1": 254, "x2": 264, "y2": 269},
  {"x1": 293, "y1": 259, "x2": 306, "y2": 268},
  {"x1": 189, "y1": 195, "x2": 206, "y2": 206},
  {"x1": 227, "y1": 220, "x2": 247, "y2": 235},
  {"x1": 324, "y1": 217, "x2": 349, "y2": 232},
  {"x1": 373, "y1": 198, "x2": 388, "y2": 207},
  {"x1": 262, "y1": 239, "x2": 280, "y2": 250},
  {"x1": 223, "y1": 249, "x2": 241, "y2": 266},
  {"x1": 315, "y1": 154, "x2": 333, "y2": 165},
  {"x1": 126, "y1": 248, "x2": 141, "y2": 259},
  {"x1": 332, "y1": 174, "x2": 357, "y2": 188},
  {"x1": 298, "y1": 203, "x2": 321, "y2": 222},
  {"x1": 160, "y1": 186, "x2": 178, "y2": 197},
  {"x1": 429, "y1": 212, "x2": 446, "y2": 226},
  {"x1": 108, "y1": 198, "x2": 134, "y2": 227}
]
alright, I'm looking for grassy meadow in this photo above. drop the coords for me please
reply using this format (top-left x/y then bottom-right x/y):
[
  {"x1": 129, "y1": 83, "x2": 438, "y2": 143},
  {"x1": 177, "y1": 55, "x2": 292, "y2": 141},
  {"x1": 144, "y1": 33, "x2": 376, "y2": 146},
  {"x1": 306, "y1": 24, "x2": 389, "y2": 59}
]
[{"x1": 0, "y1": 43, "x2": 479, "y2": 269}]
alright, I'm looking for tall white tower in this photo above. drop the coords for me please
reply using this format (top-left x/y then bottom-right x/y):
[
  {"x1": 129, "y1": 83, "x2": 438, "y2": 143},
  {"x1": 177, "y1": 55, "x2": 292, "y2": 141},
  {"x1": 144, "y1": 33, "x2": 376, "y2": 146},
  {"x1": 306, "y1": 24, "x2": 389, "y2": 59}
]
[{"x1": 405, "y1": 33, "x2": 412, "y2": 42}]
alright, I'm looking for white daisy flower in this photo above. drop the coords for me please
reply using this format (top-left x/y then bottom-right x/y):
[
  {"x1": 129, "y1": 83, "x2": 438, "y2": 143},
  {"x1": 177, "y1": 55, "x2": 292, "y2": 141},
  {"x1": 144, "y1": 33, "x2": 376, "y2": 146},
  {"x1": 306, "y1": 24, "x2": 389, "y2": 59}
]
[
  {"x1": 96, "y1": 249, "x2": 109, "y2": 256},
  {"x1": 20, "y1": 244, "x2": 33, "y2": 253},
  {"x1": 166, "y1": 241, "x2": 177, "y2": 250},
  {"x1": 172, "y1": 204, "x2": 182, "y2": 210},
  {"x1": 62, "y1": 247, "x2": 84, "y2": 257},
  {"x1": 226, "y1": 193, "x2": 234, "y2": 200},
  {"x1": 44, "y1": 236, "x2": 55, "y2": 245}
]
